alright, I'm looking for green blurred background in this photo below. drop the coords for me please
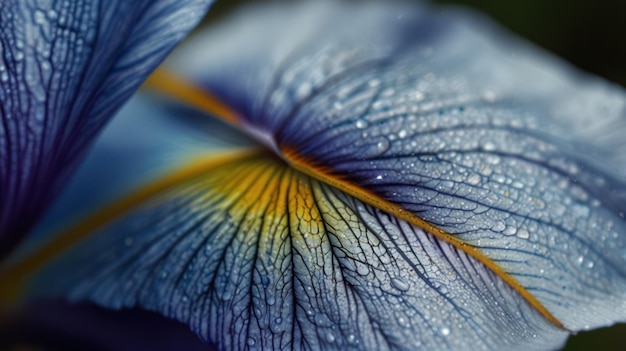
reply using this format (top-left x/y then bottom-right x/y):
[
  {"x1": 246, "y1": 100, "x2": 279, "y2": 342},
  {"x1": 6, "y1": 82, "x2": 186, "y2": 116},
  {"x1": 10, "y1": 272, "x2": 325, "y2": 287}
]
[{"x1": 201, "y1": 0, "x2": 626, "y2": 350}]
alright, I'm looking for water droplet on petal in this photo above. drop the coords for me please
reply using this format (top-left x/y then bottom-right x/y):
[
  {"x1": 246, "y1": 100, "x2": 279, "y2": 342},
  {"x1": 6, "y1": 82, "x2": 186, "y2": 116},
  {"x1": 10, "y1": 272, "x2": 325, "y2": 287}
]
[
  {"x1": 347, "y1": 334, "x2": 358, "y2": 344},
  {"x1": 326, "y1": 331, "x2": 335, "y2": 343},
  {"x1": 483, "y1": 90, "x2": 497, "y2": 103},
  {"x1": 572, "y1": 204, "x2": 590, "y2": 218},
  {"x1": 576, "y1": 255, "x2": 584, "y2": 265},
  {"x1": 368, "y1": 79, "x2": 381, "y2": 87},
  {"x1": 247, "y1": 337, "x2": 256, "y2": 346},
  {"x1": 439, "y1": 325, "x2": 451, "y2": 336},
  {"x1": 296, "y1": 82, "x2": 312, "y2": 99},
  {"x1": 491, "y1": 221, "x2": 506, "y2": 232},
  {"x1": 376, "y1": 139, "x2": 390, "y2": 152},
  {"x1": 516, "y1": 228, "x2": 530, "y2": 240},
  {"x1": 467, "y1": 173, "x2": 481, "y2": 186},
  {"x1": 391, "y1": 277, "x2": 410, "y2": 292},
  {"x1": 355, "y1": 119, "x2": 369, "y2": 129},
  {"x1": 47, "y1": 9, "x2": 58, "y2": 20},
  {"x1": 503, "y1": 226, "x2": 517, "y2": 236},
  {"x1": 481, "y1": 141, "x2": 496, "y2": 151}
]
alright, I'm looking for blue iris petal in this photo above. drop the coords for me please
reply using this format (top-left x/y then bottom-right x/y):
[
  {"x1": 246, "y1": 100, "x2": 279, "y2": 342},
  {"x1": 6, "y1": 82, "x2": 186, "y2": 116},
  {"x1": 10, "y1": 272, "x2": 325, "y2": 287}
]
[
  {"x1": 17, "y1": 2, "x2": 626, "y2": 351},
  {"x1": 0, "y1": 0, "x2": 214, "y2": 256},
  {"x1": 174, "y1": 1, "x2": 626, "y2": 331}
]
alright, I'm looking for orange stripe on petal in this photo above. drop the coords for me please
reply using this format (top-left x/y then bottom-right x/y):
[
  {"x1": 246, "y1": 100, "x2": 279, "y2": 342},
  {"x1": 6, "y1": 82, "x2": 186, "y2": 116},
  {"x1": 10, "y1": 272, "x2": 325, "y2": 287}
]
[
  {"x1": 0, "y1": 149, "x2": 263, "y2": 305},
  {"x1": 142, "y1": 67, "x2": 241, "y2": 126},
  {"x1": 280, "y1": 146, "x2": 568, "y2": 331}
]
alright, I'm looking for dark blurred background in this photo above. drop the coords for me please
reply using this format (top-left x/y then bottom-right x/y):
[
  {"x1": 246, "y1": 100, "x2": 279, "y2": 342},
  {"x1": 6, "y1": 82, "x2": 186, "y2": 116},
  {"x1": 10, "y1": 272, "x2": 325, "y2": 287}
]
[
  {"x1": 433, "y1": 0, "x2": 626, "y2": 88},
  {"x1": 202, "y1": 1, "x2": 626, "y2": 350}
]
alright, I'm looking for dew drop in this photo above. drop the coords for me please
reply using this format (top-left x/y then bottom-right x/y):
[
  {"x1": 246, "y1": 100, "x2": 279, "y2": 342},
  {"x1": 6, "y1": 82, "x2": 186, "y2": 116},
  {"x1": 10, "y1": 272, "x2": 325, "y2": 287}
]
[
  {"x1": 363, "y1": 138, "x2": 390, "y2": 157},
  {"x1": 481, "y1": 141, "x2": 496, "y2": 152},
  {"x1": 347, "y1": 334, "x2": 357, "y2": 344},
  {"x1": 326, "y1": 331, "x2": 335, "y2": 343},
  {"x1": 391, "y1": 277, "x2": 410, "y2": 292},
  {"x1": 247, "y1": 337, "x2": 256, "y2": 346},
  {"x1": 512, "y1": 181, "x2": 524, "y2": 189},
  {"x1": 267, "y1": 294, "x2": 276, "y2": 306},
  {"x1": 482, "y1": 90, "x2": 497, "y2": 103},
  {"x1": 271, "y1": 317, "x2": 284, "y2": 332},
  {"x1": 410, "y1": 91, "x2": 425, "y2": 101},
  {"x1": 296, "y1": 82, "x2": 312, "y2": 99},
  {"x1": 34, "y1": 10, "x2": 47, "y2": 25},
  {"x1": 576, "y1": 255, "x2": 584, "y2": 265},
  {"x1": 356, "y1": 263, "x2": 370, "y2": 276},
  {"x1": 491, "y1": 221, "x2": 506, "y2": 232},
  {"x1": 516, "y1": 228, "x2": 530, "y2": 240},
  {"x1": 439, "y1": 325, "x2": 451, "y2": 336},
  {"x1": 368, "y1": 79, "x2": 381, "y2": 87},
  {"x1": 376, "y1": 139, "x2": 389, "y2": 154},
  {"x1": 47, "y1": 9, "x2": 58, "y2": 20},
  {"x1": 355, "y1": 119, "x2": 369, "y2": 129},
  {"x1": 503, "y1": 226, "x2": 517, "y2": 236},
  {"x1": 572, "y1": 204, "x2": 590, "y2": 218},
  {"x1": 467, "y1": 173, "x2": 481, "y2": 186}
]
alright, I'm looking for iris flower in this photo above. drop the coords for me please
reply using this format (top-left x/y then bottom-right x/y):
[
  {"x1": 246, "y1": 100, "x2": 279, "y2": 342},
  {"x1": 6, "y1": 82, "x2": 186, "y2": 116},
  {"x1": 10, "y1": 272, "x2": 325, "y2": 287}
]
[{"x1": 1, "y1": 1, "x2": 626, "y2": 350}]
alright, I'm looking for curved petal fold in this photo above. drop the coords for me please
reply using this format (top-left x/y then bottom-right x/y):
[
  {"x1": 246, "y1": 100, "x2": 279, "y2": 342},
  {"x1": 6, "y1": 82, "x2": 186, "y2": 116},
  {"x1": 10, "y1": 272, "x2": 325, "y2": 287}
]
[
  {"x1": 0, "y1": 0, "x2": 214, "y2": 256},
  {"x1": 6, "y1": 1, "x2": 626, "y2": 350},
  {"x1": 172, "y1": 1, "x2": 626, "y2": 331}
]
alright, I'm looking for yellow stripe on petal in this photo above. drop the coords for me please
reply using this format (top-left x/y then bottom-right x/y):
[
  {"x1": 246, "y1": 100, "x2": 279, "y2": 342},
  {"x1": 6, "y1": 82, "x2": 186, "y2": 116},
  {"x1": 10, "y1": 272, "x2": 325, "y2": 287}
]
[
  {"x1": 0, "y1": 149, "x2": 263, "y2": 305},
  {"x1": 1, "y1": 69, "x2": 569, "y2": 334},
  {"x1": 281, "y1": 146, "x2": 568, "y2": 331},
  {"x1": 143, "y1": 67, "x2": 241, "y2": 126}
]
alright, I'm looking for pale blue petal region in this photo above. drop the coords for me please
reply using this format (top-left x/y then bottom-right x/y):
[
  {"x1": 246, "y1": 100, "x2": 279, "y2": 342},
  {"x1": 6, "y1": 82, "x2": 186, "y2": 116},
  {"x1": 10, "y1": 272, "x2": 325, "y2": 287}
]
[
  {"x1": 16, "y1": 93, "x2": 251, "y2": 255},
  {"x1": 173, "y1": 2, "x2": 626, "y2": 331},
  {"x1": 0, "y1": 0, "x2": 213, "y2": 256},
  {"x1": 32, "y1": 158, "x2": 568, "y2": 351}
]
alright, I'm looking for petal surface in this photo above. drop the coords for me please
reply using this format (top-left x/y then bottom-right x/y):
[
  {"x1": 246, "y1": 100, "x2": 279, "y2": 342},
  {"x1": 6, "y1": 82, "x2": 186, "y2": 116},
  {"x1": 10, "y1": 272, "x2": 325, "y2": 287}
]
[
  {"x1": 0, "y1": 0, "x2": 214, "y2": 256},
  {"x1": 31, "y1": 153, "x2": 567, "y2": 351},
  {"x1": 5, "y1": 2, "x2": 626, "y2": 351},
  {"x1": 172, "y1": 1, "x2": 626, "y2": 331}
]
